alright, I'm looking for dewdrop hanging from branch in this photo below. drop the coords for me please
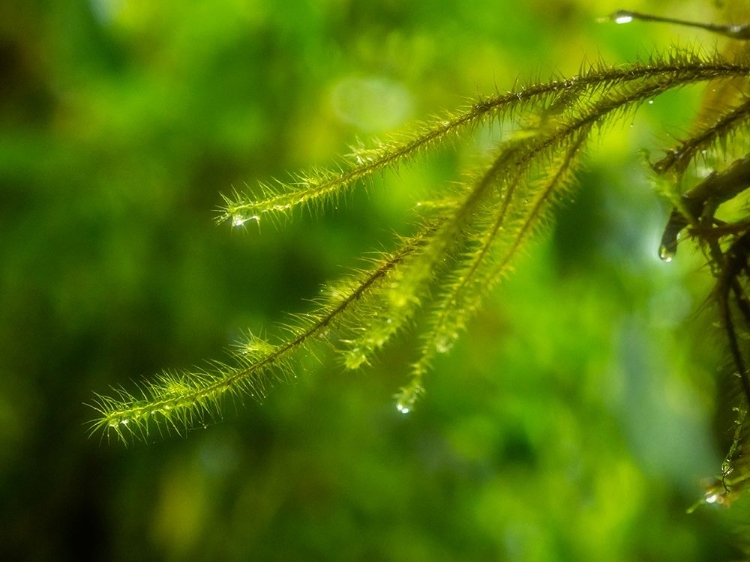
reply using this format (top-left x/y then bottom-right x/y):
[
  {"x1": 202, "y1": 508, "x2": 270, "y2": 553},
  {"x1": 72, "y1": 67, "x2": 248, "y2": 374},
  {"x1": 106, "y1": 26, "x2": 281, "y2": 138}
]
[{"x1": 607, "y1": 9, "x2": 750, "y2": 39}]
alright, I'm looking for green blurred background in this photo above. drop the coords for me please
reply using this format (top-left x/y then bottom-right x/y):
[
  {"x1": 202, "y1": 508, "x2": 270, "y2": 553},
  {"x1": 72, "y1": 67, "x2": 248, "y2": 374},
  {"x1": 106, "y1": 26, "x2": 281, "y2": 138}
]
[{"x1": 1, "y1": 0, "x2": 746, "y2": 560}]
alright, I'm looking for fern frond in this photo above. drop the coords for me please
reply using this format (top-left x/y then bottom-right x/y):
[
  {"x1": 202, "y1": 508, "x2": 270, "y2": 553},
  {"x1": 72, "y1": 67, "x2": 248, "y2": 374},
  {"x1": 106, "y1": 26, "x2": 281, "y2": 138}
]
[
  {"x1": 218, "y1": 49, "x2": 750, "y2": 226},
  {"x1": 88, "y1": 229, "x2": 429, "y2": 443},
  {"x1": 393, "y1": 51, "x2": 750, "y2": 409},
  {"x1": 400, "y1": 128, "x2": 589, "y2": 410},
  {"x1": 91, "y1": 45, "x2": 750, "y2": 442}
]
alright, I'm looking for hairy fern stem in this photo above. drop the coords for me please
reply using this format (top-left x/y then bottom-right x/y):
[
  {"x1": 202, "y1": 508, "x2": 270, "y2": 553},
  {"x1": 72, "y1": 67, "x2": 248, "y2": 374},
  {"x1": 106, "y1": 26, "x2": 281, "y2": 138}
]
[{"x1": 91, "y1": 47, "x2": 750, "y2": 451}]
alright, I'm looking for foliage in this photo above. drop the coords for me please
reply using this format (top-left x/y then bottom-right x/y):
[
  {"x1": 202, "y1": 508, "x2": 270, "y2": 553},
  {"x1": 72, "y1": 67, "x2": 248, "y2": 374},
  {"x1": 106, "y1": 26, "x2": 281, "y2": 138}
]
[
  {"x1": 89, "y1": 15, "x2": 750, "y2": 474},
  {"x1": 7, "y1": 1, "x2": 750, "y2": 560}
]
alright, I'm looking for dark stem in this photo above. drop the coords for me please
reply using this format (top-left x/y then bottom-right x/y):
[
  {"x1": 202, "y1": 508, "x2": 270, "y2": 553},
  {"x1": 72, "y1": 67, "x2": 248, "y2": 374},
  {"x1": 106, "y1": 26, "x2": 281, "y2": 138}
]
[{"x1": 611, "y1": 10, "x2": 750, "y2": 40}]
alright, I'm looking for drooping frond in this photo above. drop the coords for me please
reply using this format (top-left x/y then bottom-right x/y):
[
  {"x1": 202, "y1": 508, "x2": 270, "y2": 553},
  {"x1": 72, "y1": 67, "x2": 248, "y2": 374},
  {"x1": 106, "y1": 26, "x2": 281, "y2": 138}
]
[
  {"x1": 87, "y1": 228, "x2": 430, "y2": 442},
  {"x1": 400, "y1": 129, "x2": 589, "y2": 411},
  {"x1": 91, "y1": 45, "x2": 750, "y2": 444}
]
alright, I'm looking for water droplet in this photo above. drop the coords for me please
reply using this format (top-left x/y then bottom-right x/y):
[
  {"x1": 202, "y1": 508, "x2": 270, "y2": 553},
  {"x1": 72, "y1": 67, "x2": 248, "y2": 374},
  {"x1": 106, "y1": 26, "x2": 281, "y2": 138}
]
[
  {"x1": 396, "y1": 402, "x2": 410, "y2": 414},
  {"x1": 395, "y1": 382, "x2": 423, "y2": 414},
  {"x1": 659, "y1": 210, "x2": 687, "y2": 263},
  {"x1": 648, "y1": 99, "x2": 654, "y2": 105},
  {"x1": 233, "y1": 214, "x2": 261, "y2": 228},
  {"x1": 659, "y1": 244, "x2": 674, "y2": 262},
  {"x1": 612, "y1": 11, "x2": 634, "y2": 24}
]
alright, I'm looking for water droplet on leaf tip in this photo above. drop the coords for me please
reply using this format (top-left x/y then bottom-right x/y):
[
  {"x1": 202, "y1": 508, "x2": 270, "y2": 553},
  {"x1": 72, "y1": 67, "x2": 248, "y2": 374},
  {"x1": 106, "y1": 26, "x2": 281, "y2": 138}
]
[
  {"x1": 613, "y1": 12, "x2": 633, "y2": 24},
  {"x1": 232, "y1": 214, "x2": 261, "y2": 228},
  {"x1": 658, "y1": 244, "x2": 675, "y2": 262}
]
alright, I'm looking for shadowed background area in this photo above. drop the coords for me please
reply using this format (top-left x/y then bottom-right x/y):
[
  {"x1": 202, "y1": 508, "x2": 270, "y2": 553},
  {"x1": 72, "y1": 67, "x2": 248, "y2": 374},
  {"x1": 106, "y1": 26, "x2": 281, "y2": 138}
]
[{"x1": 0, "y1": 0, "x2": 745, "y2": 560}]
